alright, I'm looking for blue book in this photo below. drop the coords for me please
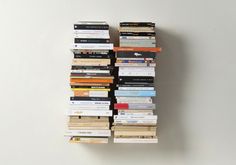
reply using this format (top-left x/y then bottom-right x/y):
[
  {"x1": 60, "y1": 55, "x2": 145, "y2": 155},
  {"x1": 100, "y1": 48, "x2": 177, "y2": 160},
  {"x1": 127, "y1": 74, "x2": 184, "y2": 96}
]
[{"x1": 114, "y1": 90, "x2": 156, "y2": 97}]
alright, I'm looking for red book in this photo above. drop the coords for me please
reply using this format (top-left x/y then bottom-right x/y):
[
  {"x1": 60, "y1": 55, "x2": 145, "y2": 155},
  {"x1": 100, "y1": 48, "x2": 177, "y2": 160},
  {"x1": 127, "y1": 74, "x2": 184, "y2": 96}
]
[{"x1": 114, "y1": 103, "x2": 129, "y2": 109}]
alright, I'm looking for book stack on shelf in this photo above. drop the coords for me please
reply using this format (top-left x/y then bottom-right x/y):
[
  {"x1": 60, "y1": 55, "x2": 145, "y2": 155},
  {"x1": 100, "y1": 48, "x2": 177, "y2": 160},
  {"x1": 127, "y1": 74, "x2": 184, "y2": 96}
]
[
  {"x1": 65, "y1": 21, "x2": 114, "y2": 144},
  {"x1": 112, "y1": 22, "x2": 161, "y2": 143}
]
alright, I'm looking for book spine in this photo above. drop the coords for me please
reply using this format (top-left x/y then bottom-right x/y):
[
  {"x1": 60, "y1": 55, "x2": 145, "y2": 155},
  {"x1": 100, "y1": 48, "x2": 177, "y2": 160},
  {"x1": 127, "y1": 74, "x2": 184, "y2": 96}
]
[
  {"x1": 74, "y1": 24, "x2": 109, "y2": 30},
  {"x1": 65, "y1": 130, "x2": 111, "y2": 137},
  {"x1": 74, "y1": 38, "x2": 110, "y2": 43},
  {"x1": 68, "y1": 110, "x2": 112, "y2": 116}
]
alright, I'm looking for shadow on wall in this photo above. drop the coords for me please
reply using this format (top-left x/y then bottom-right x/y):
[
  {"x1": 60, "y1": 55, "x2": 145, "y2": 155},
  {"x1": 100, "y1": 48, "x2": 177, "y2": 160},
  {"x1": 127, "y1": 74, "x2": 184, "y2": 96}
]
[{"x1": 74, "y1": 28, "x2": 189, "y2": 161}]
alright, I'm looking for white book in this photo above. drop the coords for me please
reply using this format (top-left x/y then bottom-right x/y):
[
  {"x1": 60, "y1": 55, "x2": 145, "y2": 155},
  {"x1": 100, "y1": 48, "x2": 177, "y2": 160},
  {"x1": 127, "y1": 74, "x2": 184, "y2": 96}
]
[
  {"x1": 71, "y1": 69, "x2": 110, "y2": 74},
  {"x1": 119, "y1": 66, "x2": 155, "y2": 72},
  {"x1": 118, "y1": 87, "x2": 154, "y2": 91},
  {"x1": 67, "y1": 110, "x2": 112, "y2": 116},
  {"x1": 114, "y1": 119, "x2": 157, "y2": 124},
  {"x1": 119, "y1": 71, "x2": 155, "y2": 77},
  {"x1": 118, "y1": 112, "x2": 154, "y2": 116},
  {"x1": 117, "y1": 58, "x2": 154, "y2": 60},
  {"x1": 72, "y1": 43, "x2": 113, "y2": 50},
  {"x1": 65, "y1": 130, "x2": 111, "y2": 137},
  {"x1": 115, "y1": 63, "x2": 153, "y2": 67},
  {"x1": 116, "y1": 97, "x2": 152, "y2": 103},
  {"x1": 70, "y1": 105, "x2": 110, "y2": 110},
  {"x1": 114, "y1": 115, "x2": 157, "y2": 120},
  {"x1": 70, "y1": 100, "x2": 110, "y2": 105},
  {"x1": 74, "y1": 29, "x2": 109, "y2": 34},
  {"x1": 114, "y1": 138, "x2": 158, "y2": 143},
  {"x1": 74, "y1": 34, "x2": 110, "y2": 39}
]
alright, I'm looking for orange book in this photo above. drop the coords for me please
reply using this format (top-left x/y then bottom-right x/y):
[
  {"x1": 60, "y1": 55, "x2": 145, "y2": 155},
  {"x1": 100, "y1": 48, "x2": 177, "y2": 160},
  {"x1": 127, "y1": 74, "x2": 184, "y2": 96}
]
[
  {"x1": 70, "y1": 78, "x2": 113, "y2": 83},
  {"x1": 113, "y1": 47, "x2": 161, "y2": 52}
]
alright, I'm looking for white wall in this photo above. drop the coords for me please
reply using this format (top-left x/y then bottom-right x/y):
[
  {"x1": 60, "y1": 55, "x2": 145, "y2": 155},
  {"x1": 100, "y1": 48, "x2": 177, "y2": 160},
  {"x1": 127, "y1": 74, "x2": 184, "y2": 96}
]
[{"x1": 0, "y1": 0, "x2": 235, "y2": 165}]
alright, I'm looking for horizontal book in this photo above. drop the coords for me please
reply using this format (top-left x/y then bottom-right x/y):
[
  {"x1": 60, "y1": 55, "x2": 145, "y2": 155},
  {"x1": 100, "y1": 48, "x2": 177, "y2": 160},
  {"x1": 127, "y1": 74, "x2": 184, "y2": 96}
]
[
  {"x1": 71, "y1": 69, "x2": 110, "y2": 74},
  {"x1": 71, "y1": 66, "x2": 114, "y2": 70},
  {"x1": 115, "y1": 90, "x2": 156, "y2": 97},
  {"x1": 73, "y1": 43, "x2": 113, "y2": 50},
  {"x1": 120, "y1": 32, "x2": 155, "y2": 36},
  {"x1": 74, "y1": 38, "x2": 110, "y2": 43},
  {"x1": 70, "y1": 97, "x2": 111, "y2": 101},
  {"x1": 114, "y1": 103, "x2": 156, "y2": 110},
  {"x1": 112, "y1": 126, "x2": 156, "y2": 131},
  {"x1": 113, "y1": 47, "x2": 161, "y2": 52},
  {"x1": 118, "y1": 87, "x2": 154, "y2": 91},
  {"x1": 73, "y1": 90, "x2": 108, "y2": 97},
  {"x1": 65, "y1": 130, "x2": 111, "y2": 137},
  {"x1": 118, "y1": 110, "x2": 154, "y2": 116},
  {"x1": 70, "y1": 101, "x2": 110, "y2": 105},
  {"x1": 71, "y1": 88, "x2": 110, "y2": 92},
  {"x1": 120, "y1": 36, "x2": 156, "y2": 40},
  {"x1": 114, "y1": 137, "x2": 158, "y2": 143},
  {"x1": 115, "y1": 63, "x2": 156, "y2": 67},
  {"x1": 119, "y1": 76, "x2": 154, "y2": 83},
  {"x1": 72, "y1": 58, "x2": 110, "y2": 65},
  {"x1": 120, "y1": 22, "x2": 155, "y2": 27},
  {"x1": 71, "y1": 82, "x2": 110, "y2": 86},
  {"x1": 70, "y1": 78, "x2": 113, "y2": 83},
  {"x1": 116, "y1": 97, "x2": 152, "y2": 103},
  {"x1": 116, "y1": 51, "x2": 156, "y2": 58},
  {"x1": 113, "y1": 119, "x2": 157, "y2": 125},
  {"x1": 74, "y1": 21, "x2": 109, "y2": 30},
  {"x1": 70, "y1": 137, "x2": 108, "y2": 144},
  {"x1": 74, "y1": 53, "x2": 113, "y2": 59},
  {"x1": 68, "y1": 110, "x2": 112, "y2": 116},
  {"x1": 114, "y1": 130, "x2": 156, "y2": 136},
  {"x1": 119, "y1": 71, "x2": 155, "y2": 77},
  {"x1": 114, "y1": 115, "x2": 157, "y2": 120},
  {"x1": 70, "y1": 105, "x2": 110, "y2": 110}
]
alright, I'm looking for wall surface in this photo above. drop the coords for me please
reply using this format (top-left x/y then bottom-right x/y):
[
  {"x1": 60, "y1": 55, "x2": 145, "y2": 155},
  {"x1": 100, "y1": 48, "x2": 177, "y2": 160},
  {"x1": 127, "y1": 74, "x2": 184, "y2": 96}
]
[{"x1": 0, "y1": 0, "x2": 236, "y2": 165}]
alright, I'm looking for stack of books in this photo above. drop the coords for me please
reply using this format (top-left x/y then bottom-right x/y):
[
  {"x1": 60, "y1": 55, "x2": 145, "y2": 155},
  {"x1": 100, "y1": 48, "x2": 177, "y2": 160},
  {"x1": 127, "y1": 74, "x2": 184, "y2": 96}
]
[
  {"x1": 65, "y1": 21, "x2": 114, "y2": 144},
  {"x1": 112, "y1": 22, "x2": 160, "y2": 143}
]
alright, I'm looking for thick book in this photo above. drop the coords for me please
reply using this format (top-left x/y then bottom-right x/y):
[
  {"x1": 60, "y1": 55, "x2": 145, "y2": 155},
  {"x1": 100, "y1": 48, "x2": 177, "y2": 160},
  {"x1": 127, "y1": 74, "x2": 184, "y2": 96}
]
[
  {"x1": 114, "y1": 90, "x2": 156, "y2": 97},
  {"x1": 116, "y1": 97, "x2": 153, "y2": 103}
]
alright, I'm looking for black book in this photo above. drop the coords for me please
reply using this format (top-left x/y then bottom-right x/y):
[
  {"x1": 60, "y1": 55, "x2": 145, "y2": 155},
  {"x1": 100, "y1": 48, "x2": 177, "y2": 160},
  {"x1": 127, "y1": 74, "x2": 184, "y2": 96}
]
[
  {"x1": 74, "y1": 53, "x2": 113, "y2": 59},
  {"x1": 71, "y1": 66, "x2": 114, "y2": 70},
  {"x1": 120, "y1": 22, "x2": 155, "y2": 27},
  {"x1": 74, "y1": 38, "x2": 110, "y2": 44},
  {"x1": 70, "y1": 97, "x2": 111, "y2": 101},
  {"x1": 117, "y1": 84, "x2": 154, "y2": 87},
  {"x1": 116, "y1": 51, "x2": 156, "y2": 58},
  {"x1": 119, "y1": 76, "x2": 154, "y2": 83},
  {"x1": 120, "y1": 32, "x2": 156, "y2": 36},
  {"x1": 74, "y1": 24, "x2": 109, "y2": 30},
  {"x1": 71, "y1": 86, "x2": 109, "y2": 89}
]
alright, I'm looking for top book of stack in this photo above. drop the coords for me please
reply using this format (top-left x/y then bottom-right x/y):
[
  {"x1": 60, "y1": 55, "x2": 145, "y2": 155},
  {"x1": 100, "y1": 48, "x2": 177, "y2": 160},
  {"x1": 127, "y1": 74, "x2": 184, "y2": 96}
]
[
  {"x1": 119, "y1": 22, "x2": 156, "y2": 48},
  {"x1": 72, "y1": 21, "x2": 113, "y2": 51}
]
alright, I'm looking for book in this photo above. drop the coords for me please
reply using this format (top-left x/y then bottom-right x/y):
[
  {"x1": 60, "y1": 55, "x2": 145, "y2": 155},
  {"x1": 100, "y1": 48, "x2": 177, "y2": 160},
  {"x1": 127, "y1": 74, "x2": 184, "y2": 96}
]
[
  {"x1": 65, "y1": 130, "x2": 111, "y2": 137},
  {"x1": 68, "y1": 110, "x2": 112, "y2": 116},
  {"x1": 114, "y1": 90, "x2": 156, "y2": 97}
]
